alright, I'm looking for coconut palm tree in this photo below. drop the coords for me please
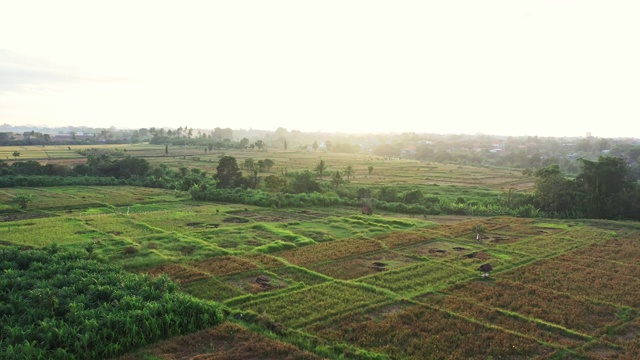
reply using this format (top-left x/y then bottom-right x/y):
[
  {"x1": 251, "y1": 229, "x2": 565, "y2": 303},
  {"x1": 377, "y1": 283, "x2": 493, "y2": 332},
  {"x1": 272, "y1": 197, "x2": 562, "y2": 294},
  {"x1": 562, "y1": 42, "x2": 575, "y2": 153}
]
[
  {"x1": 315, "y1": 160, "x2": 328, "y2": 179},
  {"x1": 344, "y1": 164, "x2": 354, "y2": 180}
]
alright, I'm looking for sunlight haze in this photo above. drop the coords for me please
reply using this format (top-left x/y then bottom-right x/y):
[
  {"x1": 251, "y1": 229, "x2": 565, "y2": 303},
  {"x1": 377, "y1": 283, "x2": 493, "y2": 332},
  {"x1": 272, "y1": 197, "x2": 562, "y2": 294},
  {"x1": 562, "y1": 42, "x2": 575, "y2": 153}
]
[{"x1": 1, "y1": 1, "x2": 638, "y2": 138}]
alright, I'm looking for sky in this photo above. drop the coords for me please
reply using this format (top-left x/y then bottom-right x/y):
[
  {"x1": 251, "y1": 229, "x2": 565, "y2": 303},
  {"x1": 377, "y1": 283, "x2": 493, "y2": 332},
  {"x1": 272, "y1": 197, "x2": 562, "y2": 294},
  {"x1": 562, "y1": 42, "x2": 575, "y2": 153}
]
[{"x1": 1, "y1": 1, "x2": 639, "y2": 138}]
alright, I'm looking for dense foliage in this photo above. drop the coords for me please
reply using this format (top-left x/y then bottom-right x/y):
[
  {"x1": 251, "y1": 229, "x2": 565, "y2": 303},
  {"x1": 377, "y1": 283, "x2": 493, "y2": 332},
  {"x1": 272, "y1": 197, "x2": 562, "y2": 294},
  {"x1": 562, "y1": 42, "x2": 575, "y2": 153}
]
[
  {"x1": 534, "y1": 157, "x2": 640, "y2": 219},
  {"x1": 0, "y1": 246, "x2": 224, "y2": 359}
]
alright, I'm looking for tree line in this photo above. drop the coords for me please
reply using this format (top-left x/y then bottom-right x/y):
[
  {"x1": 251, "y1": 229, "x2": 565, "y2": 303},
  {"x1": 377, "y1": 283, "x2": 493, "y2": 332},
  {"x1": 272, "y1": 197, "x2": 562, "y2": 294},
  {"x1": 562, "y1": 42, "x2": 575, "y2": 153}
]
[
  {"x1": 3, "y1": 153, "x2": 639, "y2": 220},
  {"x1": 533, "y1": 156, "x2": 640, "y2": 219}
]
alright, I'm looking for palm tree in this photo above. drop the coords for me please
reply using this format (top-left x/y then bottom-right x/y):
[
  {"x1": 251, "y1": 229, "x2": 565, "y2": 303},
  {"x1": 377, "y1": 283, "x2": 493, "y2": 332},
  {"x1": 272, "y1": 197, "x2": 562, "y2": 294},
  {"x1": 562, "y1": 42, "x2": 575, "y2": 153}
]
[
  {"x1": 12, "y1": 194, "x2": 33, "y2": 209},
  {"x1": 331, "y1": 171, "x2": 345, "y2": 190},
  {"x1": 315, "y1": 160, "x2": 328, "y2": 179},
  {"x1": 344, "y1": 164, "x2": 354, "y2": 181}
]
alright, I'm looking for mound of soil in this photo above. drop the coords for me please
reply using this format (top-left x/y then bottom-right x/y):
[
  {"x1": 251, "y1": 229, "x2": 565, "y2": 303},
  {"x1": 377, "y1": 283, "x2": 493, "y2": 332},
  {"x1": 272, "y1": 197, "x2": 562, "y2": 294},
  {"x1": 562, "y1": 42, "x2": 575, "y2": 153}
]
[
  {"x1": 223, "y1": 216, "x2": 250, "y2": 223},
  {"x1": 488, "y1": 236, "x2": 520, "y2": 244},
  {"x1": 255, "y1": 276, "x2": 272, "y2": 289},
  {"x1": 465, "y1": 252, "x2": 491, "y2": 260},
  {"x1": 428, "y1": 249, "x2": 447, "y2": 254},
  {"x1": 0, "y1": 240, "x2": 33, "y2": 250},
  {"x1": 0, "y1": 212, "x2": 56, "y2": 222}
]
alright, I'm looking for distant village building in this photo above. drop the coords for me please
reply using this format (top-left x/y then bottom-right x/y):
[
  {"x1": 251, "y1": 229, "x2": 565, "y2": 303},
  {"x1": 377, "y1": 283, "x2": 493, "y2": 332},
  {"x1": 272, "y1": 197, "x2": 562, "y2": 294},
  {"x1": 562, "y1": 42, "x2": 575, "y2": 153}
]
[{"x1": 401, "y1": 146, "x2": 417, "y2": 155}]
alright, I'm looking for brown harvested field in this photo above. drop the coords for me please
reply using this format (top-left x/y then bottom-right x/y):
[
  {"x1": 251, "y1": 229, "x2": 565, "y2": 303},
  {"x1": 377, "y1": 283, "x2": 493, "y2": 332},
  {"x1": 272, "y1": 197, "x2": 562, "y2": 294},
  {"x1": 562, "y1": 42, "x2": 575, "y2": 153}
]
[
  {"x1": 141, "y1": 263, "x2": 210, "y2": 285},
  {"x1": 228, "y1": 209, "x2": 329, "y2": 222},
  {"x1": 305, "y1": 302, "x2": 554, "y2": 359},
  {"x1": 277, "y1": 237, "x2": 383, "y2": 266},
  {"x1": 221, "y1": 271, "x2": 290, "y2": 294},
  {"x1": 397, "y1": 240, "x2": 475, "y2": 259},
  {"x1": 566, "y1": 236, "x2": 640, "y2": 264},
  {"x1": 375, "y1": 229, "x2": 445, "y2": 248},
  {"x1": 501, "y1": 259, "x2": 640, "y2": 308},
  {"x1": 191, "y1": 256, "x2": 259, "y2": 276},
  {"x1": 577, "y1": 342, "x2": 625, "y2": 360},
  {"x1": 554, "y1": 252, "x2": 640, "y2": 278},
  {"x1": 599, "y1": 317, "x2": 640, "y2": 360},
  {"x1": 241, "y1": 253, "x2": 286, "y2": 269},
  {"x1": 308, "y1": 250, "x2": 418, "y2": 280},
  {"x1": 436, "y1": 218, "x2": 508, "y2": 238},
  {"x1": 115, "y1": 322, "x2": 324, "y2": 360},
  {"x1": 490, "y1": 224, "x2": 561, "y2": 237},
  {"x1": 443, "y1": 279, "x2": 620, "y2": 336},
  {"x1": 424, "y1": 293, "x2": 587, "y2": 348}
]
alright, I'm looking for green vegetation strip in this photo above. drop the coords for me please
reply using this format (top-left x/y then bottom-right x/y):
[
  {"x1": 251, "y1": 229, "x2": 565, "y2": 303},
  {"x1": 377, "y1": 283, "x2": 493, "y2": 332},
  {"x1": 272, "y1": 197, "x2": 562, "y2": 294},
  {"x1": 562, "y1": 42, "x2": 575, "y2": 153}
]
[
  {"x1": 357, "y1": 260, "x2": 476, "y2": 296},
  {"x1": 236, "y1": 281, "x2": 392, "y2": 328},
  {"x1": 0, "y1": 246, "x2": 224, "y2": 360}
]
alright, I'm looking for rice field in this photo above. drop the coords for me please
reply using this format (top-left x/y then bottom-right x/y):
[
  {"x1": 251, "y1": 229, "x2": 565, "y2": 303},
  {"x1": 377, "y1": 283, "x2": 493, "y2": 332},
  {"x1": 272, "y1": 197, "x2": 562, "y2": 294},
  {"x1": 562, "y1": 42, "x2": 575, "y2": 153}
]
[{"x1": 1, "y1": 179, "x2": 640, "y2": 358}]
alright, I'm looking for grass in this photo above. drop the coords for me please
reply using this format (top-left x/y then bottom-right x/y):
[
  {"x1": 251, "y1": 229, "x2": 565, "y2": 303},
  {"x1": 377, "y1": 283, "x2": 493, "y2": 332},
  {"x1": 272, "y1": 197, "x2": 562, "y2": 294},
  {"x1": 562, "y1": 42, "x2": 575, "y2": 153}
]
[
  {"x1": 357, "y1": 261, "x2": 476, "y2": 296},
  {"x1": 0, "y1": 217, "x2": 95, "y2": 246},
  {"x1": 236, "y1": 281, "x2": 392, "y2": 329}
]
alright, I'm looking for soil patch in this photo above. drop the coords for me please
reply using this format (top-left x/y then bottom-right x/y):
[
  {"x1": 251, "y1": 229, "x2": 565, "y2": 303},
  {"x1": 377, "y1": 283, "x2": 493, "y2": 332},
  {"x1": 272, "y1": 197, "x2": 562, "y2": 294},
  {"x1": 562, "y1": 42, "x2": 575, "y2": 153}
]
[
  {"x1": 186, "y1": 222, "x2": 220, "y2": 229},
  {"x1": 465, "y1": 252, "x2": 491, "y2": 260},
  {"x1": 585, "y1": 344, "x2": 622, "y2": 358},
  {"x1": 428, "y1": 249, "x2": 447, "y2": 254},
  {"x1": 615, "y1": 325, "x2": 640, "y2": 342},
  {"x1": 487, "y1": 235, "x2": 520, "y2": 244},
  {"x1": 255, "y1": 275, "x2": 272, "y2": 289},
  {"x1": 115, "y1": 323, "x2": 323, "y2": 360},
  {"x1": 0, "y1": 212, "x2": 57, "y2": 222},
  {"x1": 222, "y1": 216, "x2": 250, "y2": 224},
  {"x1": 229, "y1": 211, "x2": 287, "y2": 222}
]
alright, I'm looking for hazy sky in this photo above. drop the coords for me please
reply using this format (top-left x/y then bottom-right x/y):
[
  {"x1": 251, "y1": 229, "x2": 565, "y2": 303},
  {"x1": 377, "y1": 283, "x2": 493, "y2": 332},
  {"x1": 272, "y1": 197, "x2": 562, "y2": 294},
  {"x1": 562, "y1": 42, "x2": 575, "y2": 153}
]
[{"x1": 1, "y1": 1, "x2": 638, "y2": 137}]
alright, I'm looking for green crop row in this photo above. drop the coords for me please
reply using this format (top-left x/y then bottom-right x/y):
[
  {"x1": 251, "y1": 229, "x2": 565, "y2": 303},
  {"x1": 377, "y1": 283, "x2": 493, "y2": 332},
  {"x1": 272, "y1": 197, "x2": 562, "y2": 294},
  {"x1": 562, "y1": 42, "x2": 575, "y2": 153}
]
[
  {"x1": 237, "y1": 281, "x2": 392, "y2": 328},
  {"x1": 0, "y1": 245, "x2": 224, "y2": 360},
  {"x1": 358, "y1": 261, "x2": 476, "y2": 296}
]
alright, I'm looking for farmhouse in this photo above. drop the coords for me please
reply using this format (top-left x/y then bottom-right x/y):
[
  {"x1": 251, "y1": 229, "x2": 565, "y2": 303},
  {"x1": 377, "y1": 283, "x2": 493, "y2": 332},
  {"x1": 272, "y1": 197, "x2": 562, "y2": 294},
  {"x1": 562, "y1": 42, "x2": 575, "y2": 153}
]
[{"x1": 401, "y1": 145, "x2": 417, "y2": 155}]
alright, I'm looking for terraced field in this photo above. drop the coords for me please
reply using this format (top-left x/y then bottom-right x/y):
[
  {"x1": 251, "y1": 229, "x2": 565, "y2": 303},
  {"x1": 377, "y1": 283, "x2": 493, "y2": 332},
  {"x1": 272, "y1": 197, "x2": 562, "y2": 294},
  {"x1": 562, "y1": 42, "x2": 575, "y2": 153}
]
[{"x1": 2, "y1": 186, "x2": 640, "y2": 359}]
